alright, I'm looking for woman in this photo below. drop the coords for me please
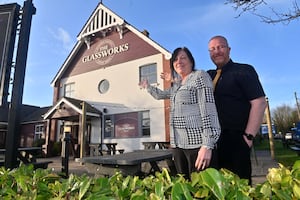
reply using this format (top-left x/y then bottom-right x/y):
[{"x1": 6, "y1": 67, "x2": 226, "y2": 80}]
[{"x1": 139, "y1": 47, "x2": 220, "y2": 179}]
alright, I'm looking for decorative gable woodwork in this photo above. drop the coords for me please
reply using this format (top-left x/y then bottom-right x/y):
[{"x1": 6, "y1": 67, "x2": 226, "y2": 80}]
[{"x1": 78, "y1": 3, "x2": 125, "y2": 42}]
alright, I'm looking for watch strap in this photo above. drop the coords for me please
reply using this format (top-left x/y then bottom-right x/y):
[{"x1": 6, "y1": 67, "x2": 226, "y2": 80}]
[{"x1": 243, "y1": 132, "x2": 254, "y2": 140}]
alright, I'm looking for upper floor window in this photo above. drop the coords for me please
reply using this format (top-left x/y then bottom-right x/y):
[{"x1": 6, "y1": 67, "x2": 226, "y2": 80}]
[
  {"x1": 64, "y1": 82, "x2": 75, "y2": 98},
  {"x1": 139, "y1": 63, "x2": 157, "y2": 84}
]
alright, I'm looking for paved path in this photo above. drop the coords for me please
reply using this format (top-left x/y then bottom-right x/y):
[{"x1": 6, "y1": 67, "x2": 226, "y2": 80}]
[
  {"x1": 251, "y1": 150, "x2": 278, "y2": 184},
  {"x1": 38, "y1": 150, "x2": 279, "y2": 185}
]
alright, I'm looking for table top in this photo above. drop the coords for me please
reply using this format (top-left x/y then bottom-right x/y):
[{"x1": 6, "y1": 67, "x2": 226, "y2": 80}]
[{"x1": 82, "y1": 149, "x2": 173, "y2": 165}]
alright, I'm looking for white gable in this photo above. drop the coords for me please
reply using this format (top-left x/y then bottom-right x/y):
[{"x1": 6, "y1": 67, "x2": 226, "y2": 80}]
[
  {"x1": 77, "y1": 3, "x2": 125, "y2": 40},
  {"x1": 51, "y1": 3, "x2": 171, "y2": 87}
]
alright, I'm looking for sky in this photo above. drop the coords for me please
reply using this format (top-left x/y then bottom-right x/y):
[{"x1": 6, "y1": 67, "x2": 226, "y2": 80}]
[{"x1": 1, "y1": 0, "x2": 300, "y2": 111}]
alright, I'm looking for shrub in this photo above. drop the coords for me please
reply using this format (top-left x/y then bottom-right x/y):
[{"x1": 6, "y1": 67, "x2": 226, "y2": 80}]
[{"x1": 0, "y1": 160, "x2": 300, "y2": 199}]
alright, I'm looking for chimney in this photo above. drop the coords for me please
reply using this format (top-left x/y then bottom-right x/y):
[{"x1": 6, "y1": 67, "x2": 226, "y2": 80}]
[{"x1": 141, "y1": 29, "x2": 149, "y2": 37}]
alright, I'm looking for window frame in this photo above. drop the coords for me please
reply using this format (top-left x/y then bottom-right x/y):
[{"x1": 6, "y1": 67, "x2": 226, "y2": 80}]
[
  {"x1": 141, "y1": 110, "x2": 150, "y2": 137},
  {"x1": 64, "y1": 82, "x2": 75, "y2": 98},
  {"x1": 103, "y1": 111, "x2": 151, "y2": 139},
  {"x1": 139, "y1": 63, "x2": 157, "y2": 85},
  {"x1": 34, "y1": 124, "x2": 44, "y2": 140}
]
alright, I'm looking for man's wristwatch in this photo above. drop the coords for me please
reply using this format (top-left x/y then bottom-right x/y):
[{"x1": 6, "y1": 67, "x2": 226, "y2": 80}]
[{"x1": 243, "y1": 132, "x2": 255, "y2": 141}]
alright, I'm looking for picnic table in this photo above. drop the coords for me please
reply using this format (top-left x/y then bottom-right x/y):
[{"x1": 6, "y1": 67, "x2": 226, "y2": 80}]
[
  {"x1": 142, "y1": 141, "x2": 170, "y2": 149},
  {"x1": 89, "y1": 143, "x2": 124, "y2": 156},
  {"x1": 0, "y1": 147, "x2": 52, "y2": 169},
  {"x1": 82, "y1": 149, "x2": 174, "y2": 176}
]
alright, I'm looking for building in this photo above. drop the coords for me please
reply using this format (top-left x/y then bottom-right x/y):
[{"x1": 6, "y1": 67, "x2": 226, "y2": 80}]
[
  {"x1": 43, "y1": 3, "x2": 172, "y2": 156},
  {"x1": 0, "y1": 104, "x2": 50, "y2": 149}
]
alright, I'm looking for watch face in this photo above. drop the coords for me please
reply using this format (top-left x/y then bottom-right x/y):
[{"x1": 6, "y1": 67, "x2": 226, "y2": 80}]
[{"x1": 98, "y1": 79, "x2": 109, "y2": 94}]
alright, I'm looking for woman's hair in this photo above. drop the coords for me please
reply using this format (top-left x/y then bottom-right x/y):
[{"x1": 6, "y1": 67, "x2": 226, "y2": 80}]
[{"x1": 170, "y1": 47, "x2": 195, "y2": 77}]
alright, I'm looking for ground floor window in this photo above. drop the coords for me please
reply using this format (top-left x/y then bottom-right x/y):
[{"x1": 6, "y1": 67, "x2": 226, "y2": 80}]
[
  {"x1": 103, "y1": 111, "x2": 150, "y2": 138},
  {"x1": 142, "y1": 111, "x2": 150, "y2": 136},
  {"x1": 34, "y1": 124, "x2": 44, "y2": 140}
]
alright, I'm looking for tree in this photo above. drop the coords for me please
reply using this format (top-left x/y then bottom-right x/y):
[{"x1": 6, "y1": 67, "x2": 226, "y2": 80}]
[
  {"x1": 272, "y1": 104, "x2": 298, "y2": 134},
  {"x1": 226, "y1": 0, "x2": 300, "y2": 24}
]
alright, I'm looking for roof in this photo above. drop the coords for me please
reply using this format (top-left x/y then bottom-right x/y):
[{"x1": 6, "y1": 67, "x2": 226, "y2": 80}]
[
  {"x1": 21, "y1": 106, "x2": 52, "y2": 123},
  {"x1": 43, "y1": 96, "x2": 102, "y2": 120},
  {"x1": 50, "y1": 3, "x2": 171, "y2": 87},
  {"x1": 0, "y1": 104, "x2": 50, "y2": 124}
]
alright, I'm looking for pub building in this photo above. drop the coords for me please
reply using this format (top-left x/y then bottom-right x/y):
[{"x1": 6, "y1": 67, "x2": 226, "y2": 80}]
[{"x1": 42, "y1": 2, "x2": 172, "y2": 157}]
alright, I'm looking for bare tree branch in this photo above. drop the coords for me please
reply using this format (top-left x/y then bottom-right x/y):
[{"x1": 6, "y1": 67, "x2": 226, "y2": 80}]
[{"x1": 226, "y1": 0, "x2": 300, "y2": 24}]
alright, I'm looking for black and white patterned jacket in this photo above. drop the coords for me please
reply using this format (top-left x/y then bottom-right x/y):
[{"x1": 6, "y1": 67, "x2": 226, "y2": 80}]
[{"x1": 147, "y1": 70, "x2": 220, "y2": 149}]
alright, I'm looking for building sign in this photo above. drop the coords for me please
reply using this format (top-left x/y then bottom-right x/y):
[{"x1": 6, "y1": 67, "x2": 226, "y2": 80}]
[
  {"x1": 0, "y1": 4, "x2": 19, "y2": 106},
  {"x1": 115, "y1": 112, "x2": 138, "y2": 138},
  {"x1": 81, "y1": 39, "x2": 129, "y2": 65}
]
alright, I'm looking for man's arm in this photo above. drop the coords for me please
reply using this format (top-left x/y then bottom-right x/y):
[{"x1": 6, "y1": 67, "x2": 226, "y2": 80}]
[{"x1": 244, "y1": 96, "x2": 267, "y2": 145}]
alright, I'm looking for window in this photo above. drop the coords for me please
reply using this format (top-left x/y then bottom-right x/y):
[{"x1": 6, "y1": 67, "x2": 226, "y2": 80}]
[
  {"x1": 142, "y1": 111, "x2": 150, "y2": 136},
  {"x1": 115, "y1": 112, "x2": 139, "y2": 138},
  {"x1": 104, "y1": 115, "x2": 114, "y2": 138},
  {"x1": 34, "y1": 124, "x2": 44, "y2": 140},
  {"x1": 64, "y1": 82, "x2": 75, "y2": 98},
  {"x1": 139, "y1": 63, "x2": 157, "y2": 84},
  {"x1": 98, "y1": 79, "x2": 110, "y2": 94},
  {"x1": 103, "y1": 111, "x2": 151, "y2": 139}
]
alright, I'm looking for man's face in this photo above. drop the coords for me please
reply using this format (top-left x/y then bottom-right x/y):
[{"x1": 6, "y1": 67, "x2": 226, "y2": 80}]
[{"x1": 208, "y1": 38, "x2": 231, "y2": 68}]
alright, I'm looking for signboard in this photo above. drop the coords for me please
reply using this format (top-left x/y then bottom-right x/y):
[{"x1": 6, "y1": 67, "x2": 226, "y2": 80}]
[
  {"x1": 115, "y1": 112, "x2": 138, "y2": 138},
  {"x1": 260, "y1": 124, "x2": 276, "y2": 135},
  {"x1": 0, "y1": 3, "x2": 19, "y2": 106}
]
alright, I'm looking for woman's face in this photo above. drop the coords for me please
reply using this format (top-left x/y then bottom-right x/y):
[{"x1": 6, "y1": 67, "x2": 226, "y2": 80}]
[{"x1": 173, "y1": 50, "x2": 193, "y2": 77}]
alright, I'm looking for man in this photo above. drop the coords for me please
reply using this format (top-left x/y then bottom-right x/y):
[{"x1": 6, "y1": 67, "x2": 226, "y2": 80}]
[{"x1": 207, "y1": 35, "x2": 267, "y2": 185}]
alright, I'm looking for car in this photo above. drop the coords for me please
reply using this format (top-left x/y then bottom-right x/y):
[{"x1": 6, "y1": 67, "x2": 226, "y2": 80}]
[
  {"x1": 285, "y1": 132, "x2": 293, "y2": 140},
  {"x1": 293, "y1": 133, "x2": 300, "y2": 143},
  {"x1": 274, "y1": 133, "x2": 283, "y2": 139}
]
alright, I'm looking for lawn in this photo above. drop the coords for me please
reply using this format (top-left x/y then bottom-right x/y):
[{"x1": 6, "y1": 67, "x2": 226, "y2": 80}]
[{"x1": 254, "y1": 137, "x2": 300, "y2": 168}]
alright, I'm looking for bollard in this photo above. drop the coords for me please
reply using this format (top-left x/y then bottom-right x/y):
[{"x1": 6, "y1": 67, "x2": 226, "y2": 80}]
[{"x1": 61, "y1": 126, "x2": 71, "y2": 178}]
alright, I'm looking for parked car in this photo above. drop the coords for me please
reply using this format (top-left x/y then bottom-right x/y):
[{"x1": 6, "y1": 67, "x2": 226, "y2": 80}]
[
  {"x1": 285, "y1": 132, "x2": 293, "y2": 140},
  {"x1": 293, "y1": 133, "x2": 300, "y2": 143}
]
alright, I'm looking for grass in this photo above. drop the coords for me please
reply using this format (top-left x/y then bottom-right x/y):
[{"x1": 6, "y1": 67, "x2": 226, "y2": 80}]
[{"x1": 254, "y1": 137, "x2": 300, "y2": 168}]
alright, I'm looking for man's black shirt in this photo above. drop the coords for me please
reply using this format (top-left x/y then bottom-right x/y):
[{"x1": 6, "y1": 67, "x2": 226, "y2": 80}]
[{"x1": 207, "y1": 59, "x2": 265, "y2": 132}]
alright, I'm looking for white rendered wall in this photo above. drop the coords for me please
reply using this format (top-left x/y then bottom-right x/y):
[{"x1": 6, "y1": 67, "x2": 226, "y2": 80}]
[{"x1": 59, "y1": 54, "x2": 168, "y2": 152}]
